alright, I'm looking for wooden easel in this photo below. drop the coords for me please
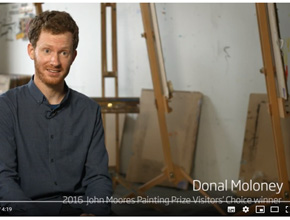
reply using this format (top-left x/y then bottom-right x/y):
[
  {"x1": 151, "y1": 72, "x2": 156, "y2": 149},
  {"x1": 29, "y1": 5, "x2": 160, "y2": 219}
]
[
  {"x1": 120, "y1": 3, "x2": 225, "y2": 215},
  {"x1": 100, "y1": 3, "x2": 120, "y2": 175},
  {"x1": 256, "y1": 2, "x2": 290, "y2": 199},
  {"x1": 99, "y1": 3, "x2": 144, "y2": 194},
  {"x1": 237, "y1": 3, "x2": 290, "y2": 215},
  {"x1": 34, "y1": 3, "x2": 43, "y2": 15}
]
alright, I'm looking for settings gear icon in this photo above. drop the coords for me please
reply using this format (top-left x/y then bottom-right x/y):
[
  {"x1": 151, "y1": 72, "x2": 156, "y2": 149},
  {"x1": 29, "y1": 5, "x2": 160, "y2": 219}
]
[{"x1": 242, "y1": 206, "x2": 250, "y2": 213}]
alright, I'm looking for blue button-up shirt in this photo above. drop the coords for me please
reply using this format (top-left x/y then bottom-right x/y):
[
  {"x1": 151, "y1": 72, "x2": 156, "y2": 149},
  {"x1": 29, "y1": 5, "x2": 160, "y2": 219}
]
[{"x1": 0, "y1": 77, "x2": 112, "y2": 215}]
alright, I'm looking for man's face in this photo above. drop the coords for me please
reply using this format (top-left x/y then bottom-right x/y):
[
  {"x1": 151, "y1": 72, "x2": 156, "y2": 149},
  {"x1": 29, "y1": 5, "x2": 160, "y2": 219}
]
[{"x1": 28, "y1": 30, "x2": 77, "y2": 88}]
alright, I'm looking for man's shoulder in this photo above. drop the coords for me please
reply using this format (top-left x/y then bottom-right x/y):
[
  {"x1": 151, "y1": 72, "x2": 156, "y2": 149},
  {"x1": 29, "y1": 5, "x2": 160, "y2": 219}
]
[
  {"x1": 0, "y1": 85, "x2": 28, "y2": 118},
  {"x1": 0, "y1": 84, "x2": 28, "y2": 103},
  {"x1": 70, "y1": 89, "x2": 100, "y2": 109}
]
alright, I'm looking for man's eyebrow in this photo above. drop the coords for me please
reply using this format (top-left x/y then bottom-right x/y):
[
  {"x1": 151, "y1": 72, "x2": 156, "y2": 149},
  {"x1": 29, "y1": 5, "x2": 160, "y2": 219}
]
[{"x1": 39, "y1": 44, "x2": 71, "y2": 50}]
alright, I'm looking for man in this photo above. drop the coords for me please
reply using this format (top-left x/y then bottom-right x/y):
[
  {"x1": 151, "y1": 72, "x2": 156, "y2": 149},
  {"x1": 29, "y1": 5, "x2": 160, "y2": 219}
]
[{"x1": 0, "y1": 10, "x2": 112, "y2": 216}]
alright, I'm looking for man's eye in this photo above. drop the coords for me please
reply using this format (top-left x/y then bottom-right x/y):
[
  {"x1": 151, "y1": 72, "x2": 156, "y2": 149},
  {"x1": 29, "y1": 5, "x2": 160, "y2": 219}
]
[
  {"x1": 44, "y1": 49, "x2": 50, "y2": 54},
  {"x1": 62, "y1": 51, "x2": 68, "y2": 56}
]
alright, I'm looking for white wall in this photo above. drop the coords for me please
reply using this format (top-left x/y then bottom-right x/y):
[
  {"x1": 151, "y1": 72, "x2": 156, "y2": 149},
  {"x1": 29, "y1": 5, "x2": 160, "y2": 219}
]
[{"x1": 0, "y1": 3, "x2": 267, "y2": 186}]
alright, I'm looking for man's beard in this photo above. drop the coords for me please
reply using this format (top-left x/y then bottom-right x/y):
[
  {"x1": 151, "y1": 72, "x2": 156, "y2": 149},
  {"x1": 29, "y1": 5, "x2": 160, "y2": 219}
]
[{"x1": 34, "y1": 58, "x2": 69, "y2": 87}]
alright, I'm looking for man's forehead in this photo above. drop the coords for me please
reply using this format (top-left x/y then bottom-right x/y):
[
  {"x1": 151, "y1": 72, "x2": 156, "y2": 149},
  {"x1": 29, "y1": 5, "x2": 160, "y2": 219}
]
[
  {"x1": 39, "y1": 29, "x2": 73, "y2": 37},
  {"x1": 37, "y1": 30, "x2": 73, "y2": 47}
]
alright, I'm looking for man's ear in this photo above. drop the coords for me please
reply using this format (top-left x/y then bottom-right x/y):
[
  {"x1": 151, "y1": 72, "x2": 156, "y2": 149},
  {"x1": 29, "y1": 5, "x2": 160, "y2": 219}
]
[
  {"x1": 71, "y1": 50, "x2": 77, "y2": 63},
  {"x1": 27, "y1": 43, "x2": 35, "y2": 60}
]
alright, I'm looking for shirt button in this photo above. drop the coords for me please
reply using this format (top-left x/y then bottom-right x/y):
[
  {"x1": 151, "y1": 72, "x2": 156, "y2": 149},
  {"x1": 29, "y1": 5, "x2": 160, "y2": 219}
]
[
  {"x1": 50, "y1": 159, "x2": 54, "y2": 163},
  {"x1": 54, "y1": 181, "x2": 58, "y2": 186},
  {"x1": 50, "y1": 135, "x2": 54, "y2": 139}
]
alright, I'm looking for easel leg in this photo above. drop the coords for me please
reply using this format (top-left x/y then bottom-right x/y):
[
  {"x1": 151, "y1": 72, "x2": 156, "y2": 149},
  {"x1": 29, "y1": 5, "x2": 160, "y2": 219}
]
[
  {"x1": 125, "y1": 166, "x2": 226, "y2": 215},
  {"x1": 179, "y1": 168, "x2": 226, "y2": 215},
  {"x1": 125, "y1": 172, "x2": 168, "y2": 198}
]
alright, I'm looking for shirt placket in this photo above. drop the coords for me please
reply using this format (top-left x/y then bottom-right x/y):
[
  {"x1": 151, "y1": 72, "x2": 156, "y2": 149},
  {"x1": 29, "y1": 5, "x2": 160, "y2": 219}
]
[{"x1": 48, "y1": 116, "x2": 59, "y2": 188}]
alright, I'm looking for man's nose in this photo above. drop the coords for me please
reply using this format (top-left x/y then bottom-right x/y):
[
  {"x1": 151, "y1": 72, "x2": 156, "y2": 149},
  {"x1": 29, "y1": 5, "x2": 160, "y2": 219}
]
[{"x1": 50, "y1": 53, "x2": 61, "y2": 66}]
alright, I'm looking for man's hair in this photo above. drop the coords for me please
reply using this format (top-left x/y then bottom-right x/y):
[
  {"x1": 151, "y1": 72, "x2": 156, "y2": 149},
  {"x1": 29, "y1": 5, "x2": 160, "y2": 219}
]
[{"x1": 28, "y1": 10, "x2": 79, "y2": 50}]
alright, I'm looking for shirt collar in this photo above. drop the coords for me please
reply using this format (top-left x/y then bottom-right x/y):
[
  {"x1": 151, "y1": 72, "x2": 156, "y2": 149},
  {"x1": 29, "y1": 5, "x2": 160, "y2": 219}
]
[{"x1": 28, "y1": 75, "x2": 71, "y2": 107}]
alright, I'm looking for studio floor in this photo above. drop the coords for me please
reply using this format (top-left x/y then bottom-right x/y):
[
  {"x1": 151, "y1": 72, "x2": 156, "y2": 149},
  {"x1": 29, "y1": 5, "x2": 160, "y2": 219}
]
[
  {"x1": 111, "y1": 182, "x2": 234, "y2": 216},
  {"x1": 111, "y1": 183, "x2": 289, "y2": 217}
]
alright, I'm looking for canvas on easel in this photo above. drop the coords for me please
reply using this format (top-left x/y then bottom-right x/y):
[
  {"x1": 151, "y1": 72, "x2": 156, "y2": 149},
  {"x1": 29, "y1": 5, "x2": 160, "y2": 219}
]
[
  {"x1": 268, "y1": 3, "x2": 290, "y2": 118},
  {"x1": 268, "y1": 3, "x2": 288, "y2": 100}
]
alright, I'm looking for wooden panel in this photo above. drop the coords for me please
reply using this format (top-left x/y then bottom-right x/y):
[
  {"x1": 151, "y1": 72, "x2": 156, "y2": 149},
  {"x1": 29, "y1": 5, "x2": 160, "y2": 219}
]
[
  {"x1": 0, "y1": 75, "x2": 10, "y2": 94},
  {"x1": 105, "y1": 114, "x2": 125, "y2": 167},
  {"x1": 238, "y1": 93, "x2": 290, "y2": 197},
  {"x1": 126, "y1": 89, "x2": 202, "y2": 189},
  {"x1": 0, "y1": 74, "x2": 31, "y2": 94}
]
